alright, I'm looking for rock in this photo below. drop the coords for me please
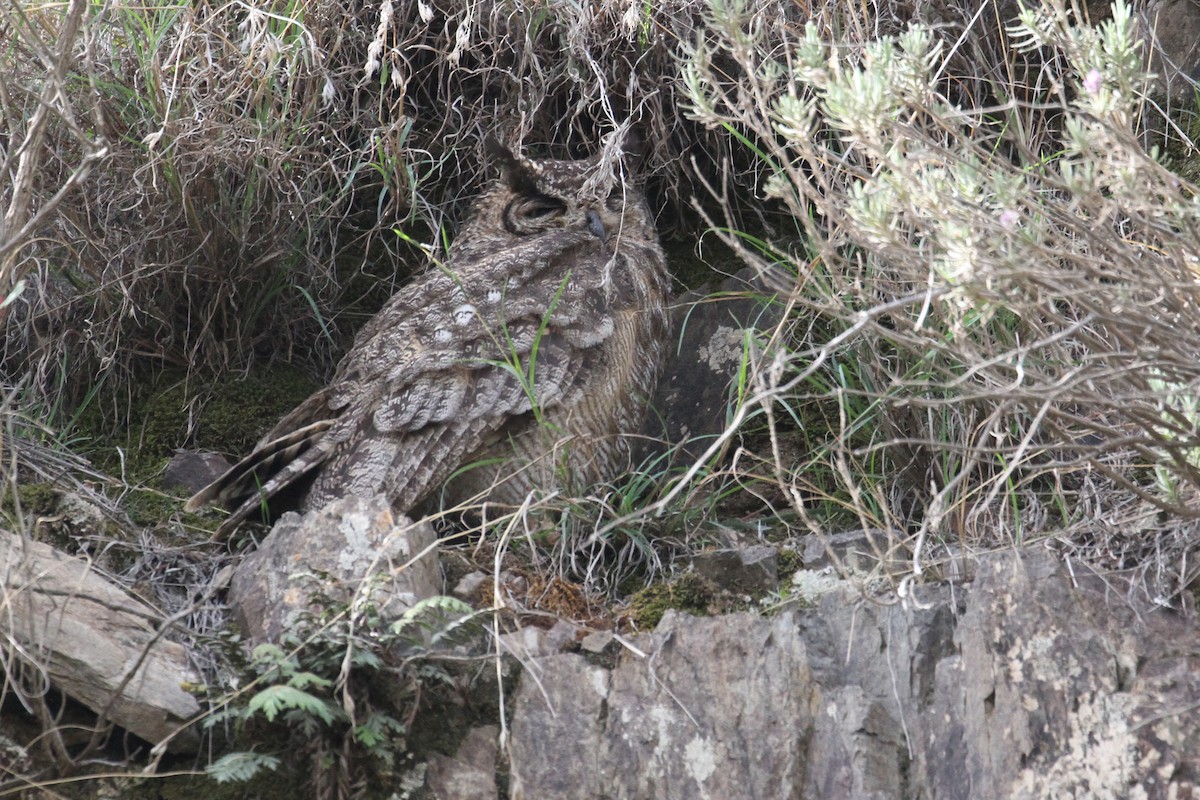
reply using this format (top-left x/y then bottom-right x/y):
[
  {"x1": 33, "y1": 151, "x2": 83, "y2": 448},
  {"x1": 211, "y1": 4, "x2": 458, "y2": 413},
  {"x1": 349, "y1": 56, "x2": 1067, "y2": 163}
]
[
  {"x1": 692, "y1": 544, "x2": 779, "y2": 594},
  {"x1": 0, "y1": 530, "x2": 201, "y2": 753},
  {"x1": 425, "y1": 725, "x2": 499, "y2": 800},
  {"x1": 490, "y1": 548, "x2": 1200, "y2": 799},
  {"x1": 1139, "y1": 0, "x2": 1200, "y2": 96},
  {"x1": 579, "y1": 630, "x2": 614, "y2": 654},
  {"x1": 228, "y1": 495, "x2": 439, "y2": 644},
  {"x1": 56, "y1": 492, "x2": 108, "y2": 537},
  {"x1": 508, "y1": 608, "x2": 811, "y2": 799},
  {"x1": 638, "y1": 268, "x2": 785, "y2": 464},
  {"x1": 798, "y1": 529, "x2": 977, "y2": 585},
  {"x1": 498, "y1": 620, "x2": 582, "y2": 660},
  {"x1": 498, "y1": 569, "x2": 528, "y2": 599},
  {"x1": 498, "y1": 625, "x2": 550, "y2": 662},
  {"x1": 162, "y1": 451, "x2": 232, "y2": 494},
  {"x1": 800, "y1": 528, "x2": 903, "y2": 572},
  {"x1": 786, "y1": 566, "x2": 852, "y2": 607},
  {"x1": 544, "y1": 619, "x2": 584, "y2": 652},
  {"x1": 453, "y1": 571, "x2": 489, "y2": 600}
]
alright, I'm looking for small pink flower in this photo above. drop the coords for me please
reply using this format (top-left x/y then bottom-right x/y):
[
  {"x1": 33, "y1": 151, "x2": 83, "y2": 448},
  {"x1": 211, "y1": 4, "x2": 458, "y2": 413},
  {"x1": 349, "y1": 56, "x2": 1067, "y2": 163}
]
[
  {"x1": 1083, "y1": 68, "x2": 1103, "y2": 95},
  {"x1": 999, "y1": 209, "x2": 1019, "y2": 230}
]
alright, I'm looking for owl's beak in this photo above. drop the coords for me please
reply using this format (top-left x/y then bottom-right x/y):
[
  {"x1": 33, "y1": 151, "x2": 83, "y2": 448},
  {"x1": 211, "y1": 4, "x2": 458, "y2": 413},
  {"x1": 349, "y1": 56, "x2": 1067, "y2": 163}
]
[{"x1": 584, "y1": 210, "x2": 607, "y2": 241}]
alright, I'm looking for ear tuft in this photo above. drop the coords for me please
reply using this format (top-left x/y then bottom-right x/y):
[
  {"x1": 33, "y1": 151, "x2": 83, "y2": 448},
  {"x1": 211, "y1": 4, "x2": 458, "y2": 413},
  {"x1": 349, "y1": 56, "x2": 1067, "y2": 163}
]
[
  {"x1": 484, "y1": 136, "x2": 517, "y2": 167},
  {"x1": 485, "y1": 137, "x2": 538, "y2": 193}
]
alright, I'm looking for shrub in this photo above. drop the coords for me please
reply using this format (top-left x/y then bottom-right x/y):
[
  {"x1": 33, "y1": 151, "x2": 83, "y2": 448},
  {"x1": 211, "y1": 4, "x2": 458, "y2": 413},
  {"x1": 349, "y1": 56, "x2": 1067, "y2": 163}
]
[{"x1": 682, "y1": 0, "x2": 1200, "y2": 600}]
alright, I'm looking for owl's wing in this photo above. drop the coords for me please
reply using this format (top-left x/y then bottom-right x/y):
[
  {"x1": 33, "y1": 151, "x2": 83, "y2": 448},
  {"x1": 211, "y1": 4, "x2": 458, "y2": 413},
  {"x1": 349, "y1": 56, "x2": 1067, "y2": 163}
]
[
  {"x1": 307, "y1": 238, "x2": 613, "y2": 509},
  {"x1": 308, "y1": 324, "x2": 589, "y2": 514},
  {"x1": 188, "y1": 234, "x2": 619, "y2": 537}
]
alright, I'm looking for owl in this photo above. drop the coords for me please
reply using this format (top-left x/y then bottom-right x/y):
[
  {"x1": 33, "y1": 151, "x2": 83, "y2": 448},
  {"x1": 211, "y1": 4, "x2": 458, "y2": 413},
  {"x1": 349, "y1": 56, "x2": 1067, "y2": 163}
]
[{"x1": 187, "y1": 137, "x2": 671, "y2": 538}]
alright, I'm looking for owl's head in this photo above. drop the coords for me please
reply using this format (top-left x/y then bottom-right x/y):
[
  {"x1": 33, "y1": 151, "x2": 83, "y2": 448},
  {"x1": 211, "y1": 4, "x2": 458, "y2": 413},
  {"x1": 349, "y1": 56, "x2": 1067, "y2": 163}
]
[{"x1": 452, "y1": 136, "x2": 656, "y2": 258}]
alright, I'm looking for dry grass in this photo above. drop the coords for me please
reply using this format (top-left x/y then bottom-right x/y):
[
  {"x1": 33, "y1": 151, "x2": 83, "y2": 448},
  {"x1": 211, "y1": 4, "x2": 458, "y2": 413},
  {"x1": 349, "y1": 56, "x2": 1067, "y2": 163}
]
[{"x1": 0, "y1": 0, "x2": 767, "y2": 424}]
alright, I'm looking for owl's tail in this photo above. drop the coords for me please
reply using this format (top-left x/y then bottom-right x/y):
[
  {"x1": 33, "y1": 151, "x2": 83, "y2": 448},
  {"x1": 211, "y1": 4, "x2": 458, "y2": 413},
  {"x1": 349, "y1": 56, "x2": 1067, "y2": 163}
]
[{"x1": 185, "y1": 418, "x2": 335, "y2": 539}]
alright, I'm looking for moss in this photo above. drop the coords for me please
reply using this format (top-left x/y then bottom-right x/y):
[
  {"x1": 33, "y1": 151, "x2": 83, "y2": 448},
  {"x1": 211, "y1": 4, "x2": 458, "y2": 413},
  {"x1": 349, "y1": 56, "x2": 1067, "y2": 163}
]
[
  {"x1": 628, "y1": 572, "x2": 717, "y2": 630},
  {"x1": 190, "y1": 365, "x2": 321, "y2": 454},
  {"x1": 2, "y1": 483, "x2": 130, "y2": 549},
  {"x1": 777, "y1": 546, "x2": 803, "y2": 577},
  {"x1": 121, "y1": 486, "x2": 211, "y2": 533},
  {"x1": 37, "y1": 364, "x2": 323, "y2": 533},
  {"x1": 78, "y1": 365, "x2": 320, "y2": 483},
  {"x1": 9, "y1": 482, "x2": 60, "y2": 517},
  {"x1": 1, "y1": 483, "x2": 75, "y2": 551},
  {"x1": 123, "y1": 762, "x2": 308, "y2": 800},
  {"x1": 133, "y1": 365, "x2": 320, "y2": 462}
]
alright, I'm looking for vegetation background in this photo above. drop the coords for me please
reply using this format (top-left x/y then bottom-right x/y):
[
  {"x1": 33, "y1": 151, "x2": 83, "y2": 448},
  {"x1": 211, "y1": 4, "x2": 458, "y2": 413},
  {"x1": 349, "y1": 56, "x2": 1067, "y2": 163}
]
[{"x1": 4, "y1": 0, "x2": 1200, "y2": 795}]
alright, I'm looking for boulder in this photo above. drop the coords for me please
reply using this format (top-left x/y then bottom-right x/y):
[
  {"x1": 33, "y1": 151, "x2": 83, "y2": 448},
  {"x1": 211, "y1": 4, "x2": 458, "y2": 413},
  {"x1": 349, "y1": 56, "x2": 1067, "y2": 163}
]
[
  {"x1": 638, "y1": 268, "x2": 784, "y2": 464},
  {"x1": 229, "y1": 495, "x2": 439, "y2": 644},
  {"x1": 1137, "y1": 0, "x2": 1200, "y2": 96}
]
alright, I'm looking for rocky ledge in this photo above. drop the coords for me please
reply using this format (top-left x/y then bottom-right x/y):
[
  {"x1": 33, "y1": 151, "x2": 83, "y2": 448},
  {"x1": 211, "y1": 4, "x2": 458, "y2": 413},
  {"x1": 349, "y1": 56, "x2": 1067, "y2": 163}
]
[
  {"x1": 6, "y1": 493, "x2": 1199, "y2": 798},
  {"x1": 440, "y1": 547, "x2": 1198, "y2": 800}
]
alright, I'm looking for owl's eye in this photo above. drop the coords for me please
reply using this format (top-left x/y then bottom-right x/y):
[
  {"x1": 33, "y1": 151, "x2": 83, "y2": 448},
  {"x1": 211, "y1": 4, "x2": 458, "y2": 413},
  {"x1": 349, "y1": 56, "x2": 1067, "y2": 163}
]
[
  {"x1": 504, "y1": 194, "x2": 567, "y2": 234},
  {"x1": 524, "y1": 196, "x2": 566, "y2": 218},
  {"x1": 605, "y1": 190, "x2": 626, "y2": 212}
]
